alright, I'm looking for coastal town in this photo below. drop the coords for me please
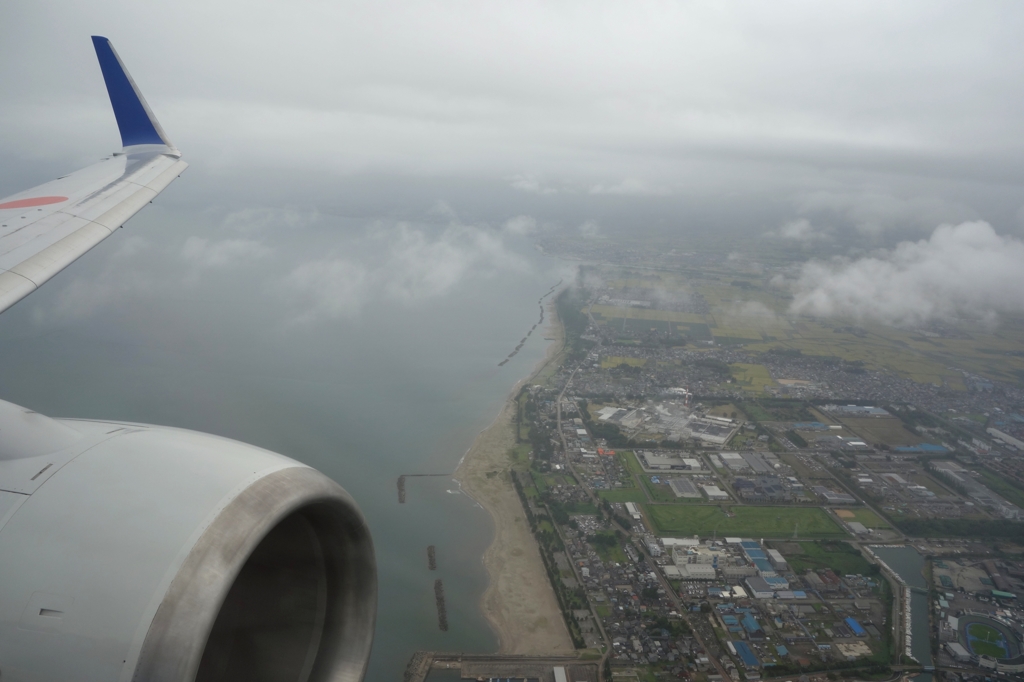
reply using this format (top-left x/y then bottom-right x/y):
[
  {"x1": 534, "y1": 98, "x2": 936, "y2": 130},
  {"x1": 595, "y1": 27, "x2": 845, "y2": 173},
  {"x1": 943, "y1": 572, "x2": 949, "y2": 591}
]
[{"x1": 419, "y1": 255, "x2": 1024, "y2": 682}]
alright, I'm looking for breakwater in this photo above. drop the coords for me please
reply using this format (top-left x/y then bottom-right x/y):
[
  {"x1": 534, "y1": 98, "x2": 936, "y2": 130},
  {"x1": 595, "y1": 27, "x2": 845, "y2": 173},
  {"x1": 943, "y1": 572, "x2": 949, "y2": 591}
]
[
  {"x1": 397, "y1": 473, "x2": 451, "y2": 503},
  {"x1": 428, "y1": 545, "x2": 437, "y2": 570},
  {"x1": 435, "y1": 579, "x2": 449, "y2": 631},
  {"x1": 499, "y1": 279, "x2": 562, "y2": 366}
]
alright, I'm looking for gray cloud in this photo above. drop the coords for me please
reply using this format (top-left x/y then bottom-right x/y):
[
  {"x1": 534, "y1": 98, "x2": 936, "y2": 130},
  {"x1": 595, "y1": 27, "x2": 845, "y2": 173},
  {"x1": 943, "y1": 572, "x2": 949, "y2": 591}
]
[
  {"x1": 795, "y1": 191, "x2": 978, "y2": 236},
  {"x1": 283, "y1": 222, "x2": 528, "y2": 324},
  {"x1": 789, "y1": 221, "x2": 1024, "y2": 325},
  {"x1": 181, "y1": 236, "x2": 271, "y2": 269},
  {"x1": 766, "y1": 218, "x2": 828, "y2": 241}
]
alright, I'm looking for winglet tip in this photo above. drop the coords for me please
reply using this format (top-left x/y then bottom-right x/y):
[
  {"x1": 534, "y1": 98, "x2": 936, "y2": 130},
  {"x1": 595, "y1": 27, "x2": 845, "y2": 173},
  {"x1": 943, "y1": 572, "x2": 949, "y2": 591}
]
[{"x1": 91, "y1": 36, "x2": 175, "y2": 152}]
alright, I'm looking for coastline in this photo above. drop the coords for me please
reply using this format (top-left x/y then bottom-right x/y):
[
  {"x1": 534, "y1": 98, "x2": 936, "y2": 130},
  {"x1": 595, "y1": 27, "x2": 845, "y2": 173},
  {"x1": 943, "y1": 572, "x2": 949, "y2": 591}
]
[{"x1": 454, "y1": 296, "x2": 574, "y2": 655}]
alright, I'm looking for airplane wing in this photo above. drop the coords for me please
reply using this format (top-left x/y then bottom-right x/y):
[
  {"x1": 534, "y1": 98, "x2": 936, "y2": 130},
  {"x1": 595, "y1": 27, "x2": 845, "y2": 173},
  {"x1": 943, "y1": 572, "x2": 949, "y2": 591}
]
[{"x1": 0, "y1": 36, "x2": 187, "y2": 314}]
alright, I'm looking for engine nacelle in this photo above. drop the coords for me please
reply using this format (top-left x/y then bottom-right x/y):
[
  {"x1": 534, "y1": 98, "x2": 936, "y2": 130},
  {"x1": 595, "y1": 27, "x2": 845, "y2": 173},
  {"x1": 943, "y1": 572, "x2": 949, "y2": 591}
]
[{"x1": 0, "y1": 399, "x2": 376, "y2": 682}]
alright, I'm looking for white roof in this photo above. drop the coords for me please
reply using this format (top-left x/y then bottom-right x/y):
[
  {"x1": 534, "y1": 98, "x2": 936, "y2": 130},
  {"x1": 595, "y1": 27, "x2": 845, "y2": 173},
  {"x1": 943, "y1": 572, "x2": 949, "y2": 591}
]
[{"x1": 663, "y1": 537, "x2": 701, "y2": 546}]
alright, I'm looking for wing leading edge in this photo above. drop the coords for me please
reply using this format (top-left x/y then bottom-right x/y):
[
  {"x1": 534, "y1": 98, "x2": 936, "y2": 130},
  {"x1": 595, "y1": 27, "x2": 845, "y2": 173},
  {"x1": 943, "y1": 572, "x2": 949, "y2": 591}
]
[{"x1": 0, "y1": 37, "x2": 186, "y2": 315}]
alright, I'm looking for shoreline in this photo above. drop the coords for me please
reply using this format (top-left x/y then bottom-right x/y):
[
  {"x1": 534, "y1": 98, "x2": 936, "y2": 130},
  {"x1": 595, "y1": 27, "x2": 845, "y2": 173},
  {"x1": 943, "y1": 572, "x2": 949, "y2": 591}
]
[{"x1": 454, "y1": 294, "x2": 574, "y2": 655}]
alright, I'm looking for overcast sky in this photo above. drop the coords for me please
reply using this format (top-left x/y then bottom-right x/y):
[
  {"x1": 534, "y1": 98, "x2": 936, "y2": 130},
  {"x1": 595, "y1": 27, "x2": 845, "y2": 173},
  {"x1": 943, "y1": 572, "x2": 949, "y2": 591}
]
[{"x1": 2, "y1": 1, "x2": 1024, "y2": 325}]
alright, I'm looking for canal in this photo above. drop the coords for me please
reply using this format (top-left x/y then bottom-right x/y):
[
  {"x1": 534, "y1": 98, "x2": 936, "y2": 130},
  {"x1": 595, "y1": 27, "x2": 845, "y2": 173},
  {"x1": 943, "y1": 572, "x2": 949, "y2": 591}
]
[{"x1": 871, "y1": 545, "x2": 932, "y2": 682}]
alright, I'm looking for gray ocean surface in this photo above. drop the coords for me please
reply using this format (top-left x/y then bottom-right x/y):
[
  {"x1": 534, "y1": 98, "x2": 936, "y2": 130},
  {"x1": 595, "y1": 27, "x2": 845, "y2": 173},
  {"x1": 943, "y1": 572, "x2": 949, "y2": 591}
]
[{"x1": 0, "y1": 195, "x2": 567, "y2": 681}]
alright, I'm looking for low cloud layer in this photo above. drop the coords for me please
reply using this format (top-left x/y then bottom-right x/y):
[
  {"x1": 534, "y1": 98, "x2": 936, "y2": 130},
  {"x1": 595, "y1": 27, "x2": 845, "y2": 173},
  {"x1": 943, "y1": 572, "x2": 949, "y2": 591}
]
[
  {"x1": 789, "y1": 221, "x2": 1024, "y2": 325},
  {"x1": 795, "y1": 191, "x2": 978, "y2": 237},
  {"x1": 283, "y1": 222, "x2": 529, "y2": 324},
  {"x1": 766, "y1": 218, "x2": 828, "y2": 241}
]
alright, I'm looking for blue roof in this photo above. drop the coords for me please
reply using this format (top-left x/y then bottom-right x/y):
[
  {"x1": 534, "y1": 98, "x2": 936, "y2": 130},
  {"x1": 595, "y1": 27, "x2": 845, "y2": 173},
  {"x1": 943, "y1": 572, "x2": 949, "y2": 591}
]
[
  {"x1": 776, "y1": 645, "x2": 789, "y2": 656},
  {"x1": 741, "y1": 614, "x2": 762, "y2": 633},
  {"x1": 844, "y1": 617, "x2": 866, "y2": 636},
  {"x1": 793, "y1": 590, "x2": 807, "y2": 598},
  {"x1": 723, "y1": 615, "x2": 738, "y2": 625},
  {"x1": 753, "y1": 558, "x2": 775, "y2": 572},
  {"x1": 733, "y1": 640, "x2": 760, "y2": 667},
  {"x1": 745, "y1": 549, "x2": 767, "y2": 560},
  {"x1": 764, "y1": 576, "x2": 789, "y2": 586},
  {"x1": 740, "y1": 541, "x2": 761, "y2": 550}
]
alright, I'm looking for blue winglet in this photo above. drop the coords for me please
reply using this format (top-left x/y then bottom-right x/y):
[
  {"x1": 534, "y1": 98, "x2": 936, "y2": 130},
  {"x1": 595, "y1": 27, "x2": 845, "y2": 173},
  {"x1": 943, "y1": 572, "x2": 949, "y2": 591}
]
[{"x1": 91, "y1": 36, "x2": 172, "y2": 149}]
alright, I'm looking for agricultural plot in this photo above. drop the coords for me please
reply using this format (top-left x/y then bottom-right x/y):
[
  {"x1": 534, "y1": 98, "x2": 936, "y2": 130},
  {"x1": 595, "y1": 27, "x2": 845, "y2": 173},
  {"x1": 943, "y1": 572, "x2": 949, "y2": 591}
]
[
  {"x1": 590, "y1": 305, "x2": 708, "y2": 324},
  {"x1": 977, "y1": 467, "x2": 1024, "y2": 509},
  {"x1": 838, "y1": 417, "x2": 924, "y2": 447},
  {"x1": 600, "y1": 355, "x2": 647, "y2": 369},
  {"x1": 597, "y1": 488, "x2": 647, "y2": 503},
  {"x1": 645, "y1": 505, "x2": 845, "y2": 538},
  {"x1": 780, "y1": 540, "x2": 874, "y2": 575},
  {"x1": 728, "y1": 363, "x2": 775, "y2": 393}
]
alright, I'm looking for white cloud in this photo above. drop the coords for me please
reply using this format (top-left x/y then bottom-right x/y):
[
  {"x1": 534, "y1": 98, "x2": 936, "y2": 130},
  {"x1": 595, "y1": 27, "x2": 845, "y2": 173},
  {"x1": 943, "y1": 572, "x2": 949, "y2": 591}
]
[
  {"x1": 283, "y1": 258, "x2": 369, "y2": 324},
  {"x1": 502, "y1": 215, "x2": 538, "y2": 235},
  {"x1": 509, "y1": 174, "x2": 559, "y2": 195},
  {"x1": 796, "y1": 191, "x2": 976, "y2": 236},
  {"x1": 766, "y1": 218, "x2": 827, "y2": 241},
  {"x1": 30, "y1": 237, "x2": 156, "y2": 324},
  {"x1": 181, "y1": 236, "x2": 271, "y2": 268},
  {"x1": 588, "y1": 179, "x2": 670, "y2": 196},
  {"x1": 789, "y1": 221, "x2": 1024, "y2": 325},
  {"x1": 220, "y1": 207, "x2": 320, "y2": 235},
  {"x1": 283, "y1": 221, "x2": 528, "y2": 323},
  {"x1": 727, "y1": 300, "x2": 781, "y2": 323},
  {"x1": 578, "y1": 219, "x2": 600, "y2": 237}
]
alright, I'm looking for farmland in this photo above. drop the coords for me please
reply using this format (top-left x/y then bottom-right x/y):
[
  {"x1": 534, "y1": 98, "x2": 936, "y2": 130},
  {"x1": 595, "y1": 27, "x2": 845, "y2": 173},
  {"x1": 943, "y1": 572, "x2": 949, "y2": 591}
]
[{"x1": 645, "y1": 505, "x2": 846, "y2": 538}]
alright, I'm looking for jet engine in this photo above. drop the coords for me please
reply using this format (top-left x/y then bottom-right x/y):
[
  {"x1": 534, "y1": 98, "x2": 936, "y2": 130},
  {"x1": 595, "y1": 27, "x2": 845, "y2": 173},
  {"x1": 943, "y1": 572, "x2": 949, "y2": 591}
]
[{"x1": 0, "y1": 398, "x2": 376, "y2": 682}]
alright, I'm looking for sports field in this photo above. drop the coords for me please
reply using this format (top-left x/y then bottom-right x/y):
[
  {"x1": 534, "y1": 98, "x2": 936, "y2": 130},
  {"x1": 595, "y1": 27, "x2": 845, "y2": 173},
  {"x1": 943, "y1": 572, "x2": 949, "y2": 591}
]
[
  {"x1": 645, "y1": 505, "x2": 846, "y2": 538},
  {"x1": 836, "y1": 508, "x2": 891, "y2": 529},
  {"x1": 967, "y1": 622, "x2": 1008, "y2": 658}
]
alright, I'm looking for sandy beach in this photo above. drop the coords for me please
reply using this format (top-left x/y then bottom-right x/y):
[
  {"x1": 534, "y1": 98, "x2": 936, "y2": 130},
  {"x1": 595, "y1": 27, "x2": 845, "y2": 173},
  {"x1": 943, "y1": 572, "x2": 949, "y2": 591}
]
[{"x1": 454, "y1": 301, "x2": 574, "y2": 655}]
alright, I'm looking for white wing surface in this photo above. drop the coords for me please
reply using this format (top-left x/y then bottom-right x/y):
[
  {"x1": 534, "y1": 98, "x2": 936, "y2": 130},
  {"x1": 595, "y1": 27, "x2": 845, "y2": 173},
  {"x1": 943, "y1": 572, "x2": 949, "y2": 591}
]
[{"x1": 0, "y1": 36, "x2": 186, "y2": 314}]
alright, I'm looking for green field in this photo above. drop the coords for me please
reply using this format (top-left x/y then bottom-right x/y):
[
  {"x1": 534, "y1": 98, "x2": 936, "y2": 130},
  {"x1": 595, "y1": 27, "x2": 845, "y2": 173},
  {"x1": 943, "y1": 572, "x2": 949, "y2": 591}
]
[
  {"x1": 645, "y1": 505, "x2": 846, "y2": 538},
  {"x1": 588, "y1": 264, "x2": 1024, "y2": 389},
  {"x1": 836, "y1": 508, "x2": 891, "y2": 529},
  {"x1": 729, "y1": 363, "x2": 775, "y2": 393},
  {"x1": 838, "y1": 417, "x2": 924, "y2": 447},
  {"x1": 588, "y1": 531, "x2": 628, "y2": 563},
  {"x1": 598, "y1": 488, "x2": 647, "y2": 503},
  {"x1": 967, "y1": 623, "x2": 1008, "y2": 658},
  {"x1": 782, "y1": 541, "x2": 874, "y2": 575},
  {"x1": 600, "y1": 355, "x2": 647, "y2": 369},
  {"x1": 976, "y1": 468, "x2": 1024, "y2": 509}
]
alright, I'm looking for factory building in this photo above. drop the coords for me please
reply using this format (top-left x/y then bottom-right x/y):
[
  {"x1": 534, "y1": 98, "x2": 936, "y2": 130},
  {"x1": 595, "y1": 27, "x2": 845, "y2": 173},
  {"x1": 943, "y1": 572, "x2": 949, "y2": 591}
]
[{"x1": 766, "y1": 548, "x2": 788, "y2": 571}]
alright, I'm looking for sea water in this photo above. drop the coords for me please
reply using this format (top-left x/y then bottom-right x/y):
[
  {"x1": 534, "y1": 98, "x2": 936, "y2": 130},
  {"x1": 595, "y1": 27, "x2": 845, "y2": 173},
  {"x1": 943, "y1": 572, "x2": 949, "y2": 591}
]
[{"x1": 0, "y1": 202, "x2": 568, "y2": 681}]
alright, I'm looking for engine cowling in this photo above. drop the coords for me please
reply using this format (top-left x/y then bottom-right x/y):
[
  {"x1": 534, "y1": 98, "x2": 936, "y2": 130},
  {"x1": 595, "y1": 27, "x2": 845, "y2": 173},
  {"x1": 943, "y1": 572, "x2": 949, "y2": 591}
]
[{"x1": 0, "y1": 399, "x2": 376, "y2": 682}]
